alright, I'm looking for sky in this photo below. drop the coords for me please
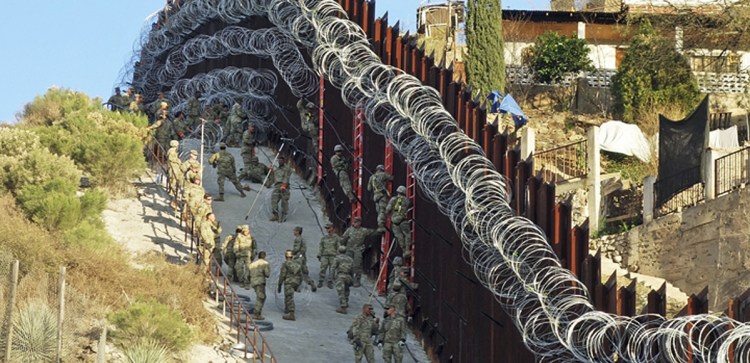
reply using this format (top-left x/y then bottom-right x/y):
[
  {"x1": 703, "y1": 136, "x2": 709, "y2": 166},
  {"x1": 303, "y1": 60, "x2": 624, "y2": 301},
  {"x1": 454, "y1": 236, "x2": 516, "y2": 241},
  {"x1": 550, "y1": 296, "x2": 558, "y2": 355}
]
[{"x1": 0, "y1": 0, "x2": 548, "y2": 123}]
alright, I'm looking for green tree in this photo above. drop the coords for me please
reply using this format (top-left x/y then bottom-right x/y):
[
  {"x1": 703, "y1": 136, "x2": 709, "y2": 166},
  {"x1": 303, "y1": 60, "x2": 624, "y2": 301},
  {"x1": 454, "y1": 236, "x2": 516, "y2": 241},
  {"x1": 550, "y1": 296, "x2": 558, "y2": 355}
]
[
  {"x1": 527, "y1": 31, "x2": 593, "y2": 84},
  {"x1": 465, "y1": 0, "x2": 506, "y2": 96},
  {"x1": 611, "y1": 21, "x2": 700, "y2": 123}
]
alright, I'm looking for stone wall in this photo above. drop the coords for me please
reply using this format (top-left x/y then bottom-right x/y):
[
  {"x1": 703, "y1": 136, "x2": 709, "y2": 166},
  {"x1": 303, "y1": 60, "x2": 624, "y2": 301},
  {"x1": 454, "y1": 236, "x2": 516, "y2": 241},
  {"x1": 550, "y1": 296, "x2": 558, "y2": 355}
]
[{"x1": 594, "y1": 186, "x2": 750, "y2": 311}]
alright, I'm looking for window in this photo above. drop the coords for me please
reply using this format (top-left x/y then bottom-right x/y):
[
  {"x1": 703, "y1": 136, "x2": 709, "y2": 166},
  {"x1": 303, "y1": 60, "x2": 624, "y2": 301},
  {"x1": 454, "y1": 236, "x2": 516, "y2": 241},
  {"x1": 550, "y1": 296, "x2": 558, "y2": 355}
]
[{"x1": 689, "y1": 53, "x2": 741, "y2": 73}]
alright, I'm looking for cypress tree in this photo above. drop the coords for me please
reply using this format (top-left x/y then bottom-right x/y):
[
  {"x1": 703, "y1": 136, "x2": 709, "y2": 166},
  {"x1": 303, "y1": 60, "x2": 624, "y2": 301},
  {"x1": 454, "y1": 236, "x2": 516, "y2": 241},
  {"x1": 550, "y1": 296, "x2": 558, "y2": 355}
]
[{"x1": 465, "y1": 0, "x2": 506, "y2": 96}]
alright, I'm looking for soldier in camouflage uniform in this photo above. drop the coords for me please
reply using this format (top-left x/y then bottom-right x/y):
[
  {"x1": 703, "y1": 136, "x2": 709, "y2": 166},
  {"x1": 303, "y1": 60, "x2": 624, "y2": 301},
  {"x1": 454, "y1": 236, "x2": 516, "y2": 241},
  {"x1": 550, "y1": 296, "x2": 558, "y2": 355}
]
[
  {"x1": 330, "y1": 144, "x2": 355, "y2": 202},
  {"x1": 377, "y1": 305, "x2": 408, "y2": 363},
  {"x1": 248, "y1": 251, "x2": 270, "y2": 320},
  {"x1": 318, "y1": 223, "x2": 342, "y2": 289},
  {"x1": 193, "y1": 193, "x2": 213, "y2": 234},
  {"x1": 148, "y1": 112, "x2": 174, "y2": 161},
  {"x1": 184, "y1": 176, "x2": 204, "y2": 218},
  {"x1": 298, "y1": 99, "x2": 318, "y2": 153},
  {"x1": 129, "y1": 93, "x2": 146, "y2": 115},
  {"x1": 149, "y1": 92, "x2": 171, "y2": 119},
  {"x1": 291, "y1": 226, "x2": 317, "y2": 291},
  {"x1": 107, "y1": 87, "x2": 125, "y2": 112},
  {"x1": 333, "y1": 245, "x2": 354, "y2": 314},
  {"x1": 222, "y1": 226, "x2": 241, "y2": 282},
  {"x1": 243, "y1": 156, "x2": 271, "y2": 185},
  {"x1": 208, "y1": 143, "x2": 248, "y2": 201},
  {"x1": 233, "y1": 224, "x2": 256, "y2": 287},
  {"x1": 121, "y1": 88, "x2": 134, "y2": 110},
  {"x1": 199, "y1": 212, "x2": 217, "y2": 266},
  {"x1": 181, "y1": 149, "x2": 201, "y2": 185},
  {"x1": 241, "y1": 123, "x2": 257, "y2": 171},
  {"x1": 226, "y1": 102, "x2": 245, "y2": 146},
  {"x1": 166, "y1": 140, "x2": 182, "y2": 201},
  {"x1": 270, "y1": 155, "x2": 292, "y2": 222},
  {"x1": 278, "y1": 250, "x2": 303, "y2": 321},
  {"x1": 172, "y1": 112, "x2": 188, "y2": 139},
  {"x1": 342, "y1": 217, "x2": 380, "y2": 287},
  {"x1": 385, "y1": 186, "x2": 412, "y2": 259},
  {"x1": 386, "y1": 281, "x2": 410, "y2": 320},
  {"x1": 348, "y1": 304, "x2": 379, "y2": 363},
  {"x1": 367, "y1": 165, "x2": 393, "y2": 231},
  {"x1": 186, "y1": 94, "x2": 201, "y2": 130}
]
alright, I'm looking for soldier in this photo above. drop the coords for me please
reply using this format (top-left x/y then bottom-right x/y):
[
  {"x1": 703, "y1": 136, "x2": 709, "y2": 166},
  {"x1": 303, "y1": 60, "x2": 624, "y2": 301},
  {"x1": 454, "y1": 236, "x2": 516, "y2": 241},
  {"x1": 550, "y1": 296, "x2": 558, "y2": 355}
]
[
  {"x1": 208, "y1": 143, "x2": 248, "y2": 201},
  {"x1": 342, "y1": 217, "x2": 380, "y2": 287},
  {"x1": 367, "y1": 165, "x2": 393, "y2": 232},
  {"x1": 386, "y1": 281, "x2": 410, "y2": 320},
  {"x1": 333, "y1": 245, "x2": 354, "y2": 314},
  {"x1": 318, "y1": 222, "x2": 342, "y2": 289},
  {"x1": 241, "y1": 123, "x2": 257, "y2": 170},
  {"x1": 278, "y1": 249, "x2": 303, "y2": 321},
  {"x1": 122, "y1": 88, "x2": 134, "y2": 109},
  {"x1": 182, "y1": 149, "x2": 201, "y2": 184},
  {"x1": 298, "y1": 99, "x2": 318, "y2": 152},
  {"x1": 222, "y1": 226, "x2": 241, "y2": 282},
  {"x1": 150, "y1": 92, "x2": 171, "y2": 118},
  {"x1": 172, "y1": 111, "x2": 189, "y2": 140},
  {"x1": 385, "y1": 185, "x2": 412, "y2": 259},
  {"x1": 107, "y1": 87, "x2": 124, "y2": 112},
  {"x1": 270, "y1": 155, "x2": 292, "y2": 222},
  {"x1": 199, "y1": 212, "x2": 217, "y2": 266},
  {"x1": 129, "y1": 93, "x2": 146, "y2": 115},
  {"x1": 166, "y1": 140, "x2": 182, "y2": 202},
  {"x1": 149, "y1": 111, "x2": 175, "y2": 159},
  {"x1": 291, "y1": 226, "x2": 317, "y2": 291},
  {"x1": 377, "y1": 305, "x2": 408, "y2": 363},
  {"x1": 388, "y1": 257, "x2": 404, "y2": 288},
  {"x1": 248, "y1": 251, "x2": 270, "y2": 320},
  {"x1": 234, "y1": 224, "x2": 256, "y2": 287},
  {"x1": 184, "y1": 176, "x2": 204, "y2": 218},
  {"x1": 348, "y1": 304, "x2": 379, "y2": 363},
  {"x1": 330, "y1": 144, "x2": 355, "y2": 202},
  {"x1": 186, "y1": 94, "x2": 201, "y2": 129},
  {"x1": 226, "y1": 102, "x2": 245, "y2": 146},
  {"x1": 243, "y1": 156, "x2": 271, "y2": 184},
  {"x1": 193, "y1": 193, "x2": 213, "y2": 233}
]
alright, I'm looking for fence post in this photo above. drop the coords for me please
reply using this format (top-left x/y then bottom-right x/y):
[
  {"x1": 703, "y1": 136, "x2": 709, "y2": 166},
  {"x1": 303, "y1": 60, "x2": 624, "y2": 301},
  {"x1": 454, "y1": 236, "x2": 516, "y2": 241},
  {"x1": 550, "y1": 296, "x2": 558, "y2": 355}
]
[
  {"x1": 643, "y1": 176, "x2": 656, "y2": 223},
  {"x1": 56, "y1": 266, "x2": 66, "y2": 363},
  {"x1": 4, "y1": 260, "x2": 19, "y2": 362},
  {"x1": 586, "y1": 126, "x2": 601, "y2": 236},
  {"x1": 704, "y1": 149, "x2": 717, "y2": 201},
  {"x1": 520, "y1": 127, "x2": 535, "y2": 162}
]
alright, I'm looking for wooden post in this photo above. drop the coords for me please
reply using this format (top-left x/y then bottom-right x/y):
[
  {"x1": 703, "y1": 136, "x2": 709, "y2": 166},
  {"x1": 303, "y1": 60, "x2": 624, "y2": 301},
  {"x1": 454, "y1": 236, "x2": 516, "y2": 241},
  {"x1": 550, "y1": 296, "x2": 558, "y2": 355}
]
[
  {"x1": 95, "y1": 325, "x2": 108, "y2": 363},
  {"x1": 4, "y1": 260, "x2": 19, "y2": 362},
  {"x1": 56, "y1": 266, "x2": 66, "y2": 363}
]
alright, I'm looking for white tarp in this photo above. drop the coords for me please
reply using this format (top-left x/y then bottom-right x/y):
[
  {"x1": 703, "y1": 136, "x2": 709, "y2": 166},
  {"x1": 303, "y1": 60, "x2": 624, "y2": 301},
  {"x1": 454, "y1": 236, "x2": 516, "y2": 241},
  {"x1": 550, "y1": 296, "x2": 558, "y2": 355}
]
[
  {"x1": 599, "y1": 120, "x2": 652, "y2": 162},
  {"x1": 709, "y1": 125, "x2": 739, "y2": 149}
]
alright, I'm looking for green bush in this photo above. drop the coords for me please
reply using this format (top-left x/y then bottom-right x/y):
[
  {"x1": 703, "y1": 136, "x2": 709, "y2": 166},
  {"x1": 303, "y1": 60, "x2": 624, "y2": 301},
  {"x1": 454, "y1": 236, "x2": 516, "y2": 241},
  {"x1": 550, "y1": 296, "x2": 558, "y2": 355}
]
[
  {"x1": 10, "y1": 301, "x2": 58, "y2": 363},
  {"x1": 20, "y1": 87, "x2": 95, "y2": 127},
  {"x1": 0, "y1": 128, "x2": 41, "y2": 156},
  {"x1": 611, "y1": 21, "x2": 700, "y2": 123},
  {"x1": 109, "y1": 300, "x2": 194, "y2": 353},
  {"x1": 0, "y1": 148, "x2": 81, "y2": 195},
  {"x1": 527, "y1": 31, "x2": 593, "y2": 84},
  {"x1": 123, "y1": 339, "x2": 171, "y2": 363}
]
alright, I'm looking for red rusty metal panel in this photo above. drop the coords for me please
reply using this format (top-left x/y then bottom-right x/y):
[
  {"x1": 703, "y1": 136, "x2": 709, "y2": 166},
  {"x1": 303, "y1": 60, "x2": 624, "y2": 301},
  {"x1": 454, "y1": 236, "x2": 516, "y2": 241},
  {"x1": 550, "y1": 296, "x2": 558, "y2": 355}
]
[
  {"x1": 647, "y1": 283, "x2": 667, "y2": 317},
  {"x1": 552, "y1": 203, "x2": 571, "y2": 262},
  {"x1": 601, "y1": 271, "x2": 618, "y2": 313},
  {"x1": 395, "y1": 35, "x2": 404, "y2": 70},
  {"x1": 526, "y1": 176, "x2": 540, "y2": 222},
  {"x1": 373, "y1": 18, "x2": 384, "y2": 60},
  {"x1": 384, "y1": 25, "x2": 394, "y2": 66},
  {"x1": 617, "y1": 279, "x2": 637, "y2": 317},
  {"x1": 362, "y1": 1, "x2": 373, "y2": 36},
  {"x1": 482, "y1": 123, "x2": 494, "y2": 158}
]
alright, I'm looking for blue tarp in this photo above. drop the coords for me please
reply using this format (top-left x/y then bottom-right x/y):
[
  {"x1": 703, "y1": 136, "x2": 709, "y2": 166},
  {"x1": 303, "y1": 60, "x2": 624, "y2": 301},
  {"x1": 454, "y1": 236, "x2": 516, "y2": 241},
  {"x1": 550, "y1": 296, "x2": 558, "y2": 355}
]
[{"x1": 487, "y1": 91, "x2": 528, "y2": 129}]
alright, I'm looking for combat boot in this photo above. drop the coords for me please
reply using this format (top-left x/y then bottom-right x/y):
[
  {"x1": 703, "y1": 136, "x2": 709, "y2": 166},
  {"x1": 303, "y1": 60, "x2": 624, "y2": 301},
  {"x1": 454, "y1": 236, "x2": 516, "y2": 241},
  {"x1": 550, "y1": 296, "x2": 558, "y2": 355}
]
[
  {"x1": 327, "y1": 281, "x2": 334, "y2": 289},
  {"x1": 252, "y1": 313, "x2": 265, "y2": 320},
  {"x1": 240, "y1": 190, "x2": 247, "y2": 198},
  {"x1": 282, "y1": 312, "x2": 296, "y2": 321},
  {"x1": 335, "y1": 307, "x2": 347, "y2": 314},
  {"x1": 270, "y1": 214, "x2": 279, "y2": 222},
  {"x1": 279, "y1": 214, "x2": 287, "y2": 223},
  {"x1": 215, "y1": 194, "x2": 225, "y2": 202},
  {"x1": 317, "y1": 281, "x2": 323, "y2": 288},
  {"x1": 352, "y1": 279, "x2": 361, "y2": 288}
]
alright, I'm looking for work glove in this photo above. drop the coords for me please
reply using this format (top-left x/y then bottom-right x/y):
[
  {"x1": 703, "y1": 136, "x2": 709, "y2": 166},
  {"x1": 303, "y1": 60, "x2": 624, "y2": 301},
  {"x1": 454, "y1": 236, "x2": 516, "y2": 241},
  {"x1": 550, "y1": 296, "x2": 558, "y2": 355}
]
[
  {"x1": 398, "y1": 340, "x2": 405, "y2": 347},
  {"x1": 377, "y1": 342, "x2": 383, "y2": 349},
  {"x1": 281, "y1": 183, "x2": 288, "y2": 191}
]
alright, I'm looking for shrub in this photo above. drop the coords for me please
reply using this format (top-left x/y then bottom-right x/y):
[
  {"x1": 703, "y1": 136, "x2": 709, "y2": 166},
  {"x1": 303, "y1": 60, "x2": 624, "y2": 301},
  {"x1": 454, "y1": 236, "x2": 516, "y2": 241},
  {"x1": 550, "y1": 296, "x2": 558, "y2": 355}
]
[
  {"x1": 0, "y1": 148, "x2": 81, "y2": 196},
  {"x1": 611, "y1": 21, "x2": 700, "y2": 123},
  {"x1": 123, "y1": 339, "x2": 171, "y2": 363},
  {"x1": 10, "y1": 301, "x2": 58, "y2": 363},
  {"x1": 527, "y1": 31, "x2": 593, "y2": 84},
  {"x1": 20, "y1": 87, "x2": 94, "y2": 127},
  {"x1": 109, "y1": 300, "x2": 194, "y2": 353},
  {"x1": 0, "y1": 128, "x2": 41, "y2": 156}
]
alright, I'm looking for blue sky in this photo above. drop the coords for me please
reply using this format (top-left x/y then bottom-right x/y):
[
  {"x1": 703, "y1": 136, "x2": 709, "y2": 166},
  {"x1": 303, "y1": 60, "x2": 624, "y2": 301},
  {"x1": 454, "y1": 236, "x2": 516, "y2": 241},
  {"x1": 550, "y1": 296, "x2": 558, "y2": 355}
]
[{"x1": 0, "y1": 0, "x2": 547, "y2": 123}]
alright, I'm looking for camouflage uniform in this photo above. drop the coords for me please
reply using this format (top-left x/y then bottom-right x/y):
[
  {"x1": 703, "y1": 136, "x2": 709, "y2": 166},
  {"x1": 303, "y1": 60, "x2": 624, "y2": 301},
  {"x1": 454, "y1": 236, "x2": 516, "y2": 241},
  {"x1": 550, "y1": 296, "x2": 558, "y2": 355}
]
[
  {"x1": 367, "y1": 170, "x2": 393, "y2": 229},
  {"x1": 172, "y1": 114, "x2": 188, "y2": 139},
  {"x1": 318, "y1": 233, "x2": 343, "y2": 288},
  {"x1": 184, "y1": 181, "x2": 205, "y2": 217},
  {"x1": 233, "y1": 227, "x2": 256, "y2": 286},
  {"x1": 241, "y1": 127, "x2": 257, "y2": 170},
  {"x1": 333, "y1": 247, "x2": 354, "y2": 310},
  {"x1": 378, "y1": 315, "x2": 407, "y2": 363},
  {"x1": 208, "y1": 149, "x2": 246, "y2": 198},
  {"x1": 385, "y1": 194, "x2": 412, "y2": 258},
  {"x1": 199, "y1": 217, "x2": 216, "y2": 265},
  {"x1": 278, "y1": 257, "x2": 303, "y2": 315},
  {"x1": 342, "y1": 224, "x2": 378, "y2": 286},
  {"x1": 349, "y1": 309, "x2": 379, "y2": 363},
  {"x1": 330, "y1": 153, "x2": 355, "y2": 202},
  {"x1": 292, "y1": 235, "x2": 316, "y2": 287},
  {"x1": 150, "y1": 116, "x2": 175, "y2": 156},
  {"x1": 248, "y1": 257, "x2": 270, "y2": 317},
  {"x1": 270, "y1": 161, "x2": 292, "y2": 221},
  {"x1": 222, "y1": 232, "x2": 238, "y2": 282},
  {"x1": 386, "y1": 287, "x2": 410, "y2": 319},
  {"x1": 186, "y1": 96, "x2": 201, "y2": 129},
  {"x1": 166, "y1": 142, "x2": 182, "y2": 195},
  {"x1": 226, "y1": 103, "x2": 245, "y2": 146},
  {"x1": 244, "y1": 157, "x2": 270, "y2": 185},
  {"x1": 107, "y1": 89, "x2": 125, "y2": 112},
  {"x1": 298, "y1": 99, "x2": 318, "y2": 158}
]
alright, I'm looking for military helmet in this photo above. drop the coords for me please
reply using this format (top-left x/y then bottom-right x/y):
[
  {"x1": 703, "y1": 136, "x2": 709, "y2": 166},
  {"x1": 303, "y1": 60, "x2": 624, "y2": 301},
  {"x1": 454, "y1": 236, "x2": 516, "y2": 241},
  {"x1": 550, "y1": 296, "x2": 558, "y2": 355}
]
[
  {"x1": 169, "y1": 140, "x2": 179, "y2": 147},
  {"x1": 393, "y1": 256, "x2": 403, "y2": 266},
  {"x1": 219, "y1": 143, "x2": 227, "y2": 149},
  {"x1": 285, "y1": 249, "x2": 293, "y2": 258},
  {"x1": 240, "y1": 224, "x2": 250, "y2": 233},
  {"x1": 396, "y1": 185, "x2": 406, "y2": 194},
  {"x1": 306, "y1": 102, "x2": 315, "y2": 109},
  {"x1": 190, "y1": 149, "x2": 198, "y2": 156},
  {"x1": 338, "y1": 245, "x2": 347, "y2": 253},
  {"x1": 392, "y1": 280, "x2": 403, "y2": 290},
  {"x1": 334, "y1": 144, "x2": 344, "y2": 152},
  {"x1": 376, "y1": 164, "x2": 385, "y2": 171}
]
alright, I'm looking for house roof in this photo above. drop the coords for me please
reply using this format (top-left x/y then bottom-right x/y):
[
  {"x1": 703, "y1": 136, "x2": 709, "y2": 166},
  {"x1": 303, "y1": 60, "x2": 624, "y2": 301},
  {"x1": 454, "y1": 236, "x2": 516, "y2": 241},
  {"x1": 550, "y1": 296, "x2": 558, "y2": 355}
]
[{"x1": 501, "y1": 9, "x2": 626, "y2": 24}]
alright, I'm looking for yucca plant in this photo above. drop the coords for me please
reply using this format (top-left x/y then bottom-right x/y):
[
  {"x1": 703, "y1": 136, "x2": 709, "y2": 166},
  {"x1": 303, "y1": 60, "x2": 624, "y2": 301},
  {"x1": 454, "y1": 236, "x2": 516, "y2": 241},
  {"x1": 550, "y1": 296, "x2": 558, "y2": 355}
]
[
  {"x1": 11, "y1": 301, "x2": 57, "y2": 363},
  {"x1": 123, "y1": 339, "x2": 171, "y2": 363}
]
